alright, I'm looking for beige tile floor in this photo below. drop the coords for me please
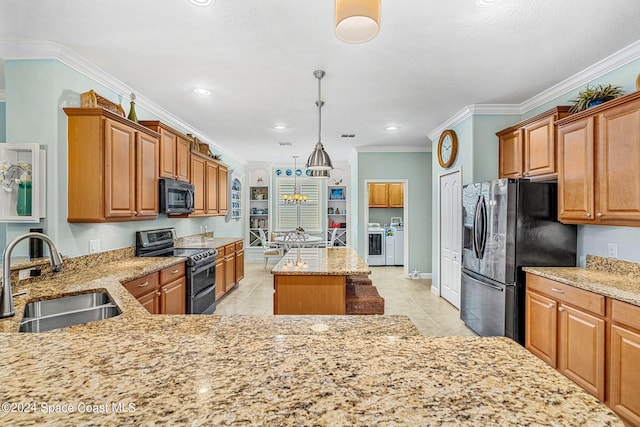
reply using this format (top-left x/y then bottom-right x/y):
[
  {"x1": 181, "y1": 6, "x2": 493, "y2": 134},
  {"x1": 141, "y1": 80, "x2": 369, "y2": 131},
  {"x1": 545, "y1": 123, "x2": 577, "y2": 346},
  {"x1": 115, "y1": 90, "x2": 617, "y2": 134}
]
[{"x1": 216, "y1": 262, "x2": 476, "y2": 337}]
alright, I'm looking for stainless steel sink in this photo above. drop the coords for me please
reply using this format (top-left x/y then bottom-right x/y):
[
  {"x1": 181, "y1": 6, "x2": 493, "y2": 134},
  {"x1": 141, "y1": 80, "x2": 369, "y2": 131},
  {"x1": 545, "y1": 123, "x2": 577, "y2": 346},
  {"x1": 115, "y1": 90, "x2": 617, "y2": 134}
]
[{"x1": 19, "y1": 291, "x2": 121, "y2": 333}]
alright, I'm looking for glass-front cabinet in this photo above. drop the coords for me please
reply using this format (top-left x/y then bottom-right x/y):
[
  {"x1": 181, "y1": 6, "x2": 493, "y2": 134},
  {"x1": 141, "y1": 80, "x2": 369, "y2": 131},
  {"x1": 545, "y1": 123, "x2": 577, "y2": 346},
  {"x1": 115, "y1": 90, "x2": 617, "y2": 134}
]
[
  {"x1": 249, "y1": 186, "x2": 269, "y2": 246},
  {"x1": 0, "y1": 143, "x2": 46, "y2": 222}
]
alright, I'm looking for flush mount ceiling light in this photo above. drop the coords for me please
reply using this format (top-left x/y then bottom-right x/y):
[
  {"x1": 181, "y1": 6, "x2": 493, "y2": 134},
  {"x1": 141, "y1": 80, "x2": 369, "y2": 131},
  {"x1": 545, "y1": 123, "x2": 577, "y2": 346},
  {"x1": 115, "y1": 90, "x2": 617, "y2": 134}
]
[
  {"x1": 190, "y1": 0, "x2": 214, "y2": 6},
  {"x1": 385, "y1": 125, "x2": 399, "y2": 131},
  {"x1": 306, "y1": 70, "x2": 333, "y2": 173},
  {"x1": 476, "y1": 0, "x2": 500, "y2": 6},
  {"x1": 335, "y1": 0, "x2": 380, "y2": 44},
  {"x1": 193, "y1": 88, "x2": 211, "y2": 96},
  {"x1": 273, "y1": 124, "x2": 288, "y2": 130}
]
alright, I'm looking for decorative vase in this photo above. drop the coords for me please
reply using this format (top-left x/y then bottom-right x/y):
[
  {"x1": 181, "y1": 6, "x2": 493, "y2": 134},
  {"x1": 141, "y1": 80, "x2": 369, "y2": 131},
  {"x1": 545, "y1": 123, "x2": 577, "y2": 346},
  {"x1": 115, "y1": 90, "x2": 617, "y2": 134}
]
[
  {"x1": 588, "y1": 100, "x2": 605, "y2": 109},
  {"x1": 16, "y1": 181, "x2": 32, "y2": 216},
  {"x1": 127, "y1": 93, "x2": 138, "y2": 122}
]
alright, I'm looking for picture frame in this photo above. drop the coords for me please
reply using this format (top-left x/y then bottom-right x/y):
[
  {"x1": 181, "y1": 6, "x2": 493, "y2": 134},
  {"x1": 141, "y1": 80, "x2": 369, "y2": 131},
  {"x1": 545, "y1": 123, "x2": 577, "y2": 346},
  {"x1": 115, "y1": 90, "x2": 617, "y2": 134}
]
[{"x1": 330, "y1": 188, "x2": 344, "y2": 200}]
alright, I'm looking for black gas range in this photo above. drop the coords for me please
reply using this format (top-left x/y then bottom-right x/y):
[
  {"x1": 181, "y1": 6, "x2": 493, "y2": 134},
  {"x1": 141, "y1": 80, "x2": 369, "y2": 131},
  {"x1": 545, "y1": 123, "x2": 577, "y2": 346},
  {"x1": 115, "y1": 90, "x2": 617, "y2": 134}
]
[{"x1": 135, "y1": 228, "x2": 217, "y2": 314}]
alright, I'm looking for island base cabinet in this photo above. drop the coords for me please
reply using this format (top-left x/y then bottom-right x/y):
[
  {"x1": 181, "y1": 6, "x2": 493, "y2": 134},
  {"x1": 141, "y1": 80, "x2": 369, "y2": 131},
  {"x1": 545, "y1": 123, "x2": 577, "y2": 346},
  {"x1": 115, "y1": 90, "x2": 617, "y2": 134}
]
[
  {"x1": 274, "y1": 275, "x2": 345, "y2": 315},
  {"x1": 558, "y1": 304, "x2": 606, "y2": 401},
  {"x1": 137, "y1": 288, "x2": 160, "y2": 314},
  {"x1": 160, "y1": 278, "x2": 186, "y2": 315}
]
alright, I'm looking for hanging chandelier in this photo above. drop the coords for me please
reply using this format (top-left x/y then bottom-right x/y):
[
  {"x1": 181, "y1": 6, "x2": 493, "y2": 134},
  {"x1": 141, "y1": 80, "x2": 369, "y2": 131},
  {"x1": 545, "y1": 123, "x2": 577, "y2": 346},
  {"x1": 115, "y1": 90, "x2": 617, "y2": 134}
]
[
  {"x1": 306, "y1": 70, "x2": 333, "y2": 173},
  {"x1": 282, "y1": 156, "x2": 309, "y2": 204},
  {"x1": 335, "y1": 0, "x2": 380, "y2": 44}
]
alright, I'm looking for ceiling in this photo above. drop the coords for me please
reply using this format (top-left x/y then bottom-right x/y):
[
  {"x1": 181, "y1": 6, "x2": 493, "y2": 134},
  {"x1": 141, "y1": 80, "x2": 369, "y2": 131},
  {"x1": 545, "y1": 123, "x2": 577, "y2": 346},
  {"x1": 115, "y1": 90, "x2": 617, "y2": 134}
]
[{"x1": 1, "y1": 0, "x2": 640, "y2": 165}]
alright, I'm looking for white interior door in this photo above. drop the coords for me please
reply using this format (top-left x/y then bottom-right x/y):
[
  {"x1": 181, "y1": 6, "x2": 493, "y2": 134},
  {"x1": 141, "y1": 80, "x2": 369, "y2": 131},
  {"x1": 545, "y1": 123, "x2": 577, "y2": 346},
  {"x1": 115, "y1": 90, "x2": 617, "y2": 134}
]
[{"x1": 439, "y1": 170, "x2": 461, "y2": 309}]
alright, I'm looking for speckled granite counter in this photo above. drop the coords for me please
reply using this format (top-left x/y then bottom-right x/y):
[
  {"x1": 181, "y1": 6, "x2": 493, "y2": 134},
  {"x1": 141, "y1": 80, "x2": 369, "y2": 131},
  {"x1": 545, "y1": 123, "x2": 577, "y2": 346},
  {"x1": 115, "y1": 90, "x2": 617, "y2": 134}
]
[
  {"x1": 523, "y1": 255, "x2": 640, "y2": 307},
  {"x1": 0, "y1": 251, "x2": 621, "y2": 425},
  {"x1": 175, "y1": 235, "x2": 242, "y2": 250},
  {"x1": 272, "y1": 247, "x2": 371, "y2": 276}
]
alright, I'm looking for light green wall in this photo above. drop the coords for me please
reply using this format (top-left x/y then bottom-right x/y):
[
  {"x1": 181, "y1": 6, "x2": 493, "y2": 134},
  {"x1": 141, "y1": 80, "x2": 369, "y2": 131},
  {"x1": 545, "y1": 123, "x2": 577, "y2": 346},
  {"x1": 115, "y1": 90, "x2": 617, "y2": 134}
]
[
  {"x1": 3, "y1": 59, "x2": 245, "y2": 258},
  {"x1": 0, "y1": 102, "x2": 6, "y2": 142},
  {"x1": 357, "y1": 151, "x2": 432, "y2": 274},
  {"x1": 369, "y1": 208, "x2": 403, "y2": 226}
]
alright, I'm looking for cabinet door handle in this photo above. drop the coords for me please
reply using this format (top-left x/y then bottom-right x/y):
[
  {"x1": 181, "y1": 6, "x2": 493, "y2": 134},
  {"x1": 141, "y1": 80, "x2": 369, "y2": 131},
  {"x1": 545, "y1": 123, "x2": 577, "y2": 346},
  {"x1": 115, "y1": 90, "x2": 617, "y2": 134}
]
[
  {"x1": 156, "y1": 292, "x2": 161, "y2": 296},
  {"x1": 585, "y1": 212, "x2": 591, "y2": 217},
  {"x1": 597, "y1": 212, "x2": 603, "y2": 217},
  {"x1": 138, "y1": 281, "x2": 150, "y2": 287},
  {"x1": 547, "y1": 303, "x2": 554, "y2": 308},
  {"x1": 558, "y1": 306, "x2": 565, "y2": 312},
  {"x1": 551, "y1": 287, "x2": 565, "y2": 293},
  {"x1": 524, "y1": 172, "x2": 530, "y2": 177},
  {"x1": 172, "y1": 269, "x2": 179, "y2": 274}
]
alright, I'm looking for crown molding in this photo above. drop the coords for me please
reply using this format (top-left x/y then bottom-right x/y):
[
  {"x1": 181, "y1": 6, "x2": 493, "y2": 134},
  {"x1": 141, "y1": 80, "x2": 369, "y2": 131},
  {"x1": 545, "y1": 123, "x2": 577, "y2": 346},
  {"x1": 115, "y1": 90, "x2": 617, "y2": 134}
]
[
  {"x1": 356, "y1": 145, "x2": 430, "y2": 153},
  {"x1": 428, "y1": 39, "x2": 640, "y2": 141},
  {"x1": 0, "y1": 40, "x2": 247, "y2": 166}
]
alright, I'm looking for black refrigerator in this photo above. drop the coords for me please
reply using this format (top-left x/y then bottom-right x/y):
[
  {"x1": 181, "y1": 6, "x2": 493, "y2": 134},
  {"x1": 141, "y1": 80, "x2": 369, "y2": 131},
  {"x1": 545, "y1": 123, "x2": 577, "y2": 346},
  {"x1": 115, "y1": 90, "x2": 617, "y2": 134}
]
[{"x1": 460, "y1": 178, "x2": 577, "y2": 345}]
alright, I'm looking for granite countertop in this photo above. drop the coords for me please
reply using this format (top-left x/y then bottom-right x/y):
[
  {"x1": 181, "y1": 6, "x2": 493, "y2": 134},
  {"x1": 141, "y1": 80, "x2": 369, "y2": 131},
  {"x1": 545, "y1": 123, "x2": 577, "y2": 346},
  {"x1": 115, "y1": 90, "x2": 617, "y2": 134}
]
[
  {"x1": 271, "y1": 247, "x2": 371, "y2": 276},
  {"x1": 175, "y1": 235, "x2": 242, "y2": 250},
  {"x1": 0, "y1": 251, "x2": 621, "y2": 425},
  {"x1": 523, "y1": 255, "x2": 640, "y2": 307}
]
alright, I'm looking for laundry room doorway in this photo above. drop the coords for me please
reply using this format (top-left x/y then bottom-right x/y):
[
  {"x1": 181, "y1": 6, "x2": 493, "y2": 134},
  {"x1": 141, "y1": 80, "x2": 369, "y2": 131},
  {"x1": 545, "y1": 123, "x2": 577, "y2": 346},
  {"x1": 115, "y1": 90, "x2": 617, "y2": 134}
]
[{"x1": 364, "y1": 179, "x2": 409, "y2": 277}]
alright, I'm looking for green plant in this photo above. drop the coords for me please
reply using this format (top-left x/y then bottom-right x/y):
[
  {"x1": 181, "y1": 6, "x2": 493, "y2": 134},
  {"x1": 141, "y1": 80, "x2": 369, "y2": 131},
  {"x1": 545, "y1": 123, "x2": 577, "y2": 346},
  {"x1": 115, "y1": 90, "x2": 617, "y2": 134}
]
[{"x1": 569, "y1": 84, "x2": 625, "y2": 113}]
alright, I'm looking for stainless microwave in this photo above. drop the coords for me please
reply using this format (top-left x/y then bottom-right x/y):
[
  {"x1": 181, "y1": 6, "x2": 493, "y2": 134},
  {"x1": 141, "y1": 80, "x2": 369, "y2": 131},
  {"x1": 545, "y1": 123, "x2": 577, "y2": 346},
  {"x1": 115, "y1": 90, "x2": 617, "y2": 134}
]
[{"x1": 159, "y1": 178, "x2": 195, "y2": 215}]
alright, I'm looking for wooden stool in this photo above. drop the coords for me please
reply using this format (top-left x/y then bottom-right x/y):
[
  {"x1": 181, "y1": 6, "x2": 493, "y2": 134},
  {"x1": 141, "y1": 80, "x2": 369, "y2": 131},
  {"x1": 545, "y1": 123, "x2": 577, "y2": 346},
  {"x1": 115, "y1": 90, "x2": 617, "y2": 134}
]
[{"x1": 346, "y1": 283, "x2": 385, "y2": 315}]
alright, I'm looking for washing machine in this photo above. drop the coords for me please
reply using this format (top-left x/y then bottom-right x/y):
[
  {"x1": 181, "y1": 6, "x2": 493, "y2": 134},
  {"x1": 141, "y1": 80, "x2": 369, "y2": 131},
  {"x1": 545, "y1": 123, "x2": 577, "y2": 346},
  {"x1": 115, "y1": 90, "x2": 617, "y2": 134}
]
[
  {"x1": 385, "y1": 226, "x2": 396, "y2": 265},
  {"x1": 367, "y1": 223, "x2": 386, "y2": 266},
  {"x1": 391, "y1": 217, "x2": 404, "y2": 266}
]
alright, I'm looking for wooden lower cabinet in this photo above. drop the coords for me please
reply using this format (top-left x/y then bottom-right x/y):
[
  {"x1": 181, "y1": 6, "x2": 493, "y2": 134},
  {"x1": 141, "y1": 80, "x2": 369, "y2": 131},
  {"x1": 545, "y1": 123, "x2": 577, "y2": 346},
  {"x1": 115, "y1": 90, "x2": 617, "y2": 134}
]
[
  {"x1": 526, "y1": 272, "x2": 640, "y2": 425},
  {"x1": 214, "y1": 240, "x2": 244, "y2": 301},
  {"x1": 123, "y1": 263, "x2": 186, "y2": 315},
  {"x1": 525, "y1": 273, "x2": 606, "y2": 400},
  {"x1": 610, "y1": 300, "x2": 640, "y2": 426}
]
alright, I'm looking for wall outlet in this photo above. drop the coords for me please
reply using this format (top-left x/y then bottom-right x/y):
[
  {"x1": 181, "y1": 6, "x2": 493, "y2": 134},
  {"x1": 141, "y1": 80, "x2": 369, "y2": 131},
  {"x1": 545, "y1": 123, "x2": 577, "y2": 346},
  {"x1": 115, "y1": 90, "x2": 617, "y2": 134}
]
[
  {"x1": 607, "y1": 243, "x2": 618, "y2": 259},
  {"x1": 89, "y1": 239, "x2": 101, "y2": 254}
]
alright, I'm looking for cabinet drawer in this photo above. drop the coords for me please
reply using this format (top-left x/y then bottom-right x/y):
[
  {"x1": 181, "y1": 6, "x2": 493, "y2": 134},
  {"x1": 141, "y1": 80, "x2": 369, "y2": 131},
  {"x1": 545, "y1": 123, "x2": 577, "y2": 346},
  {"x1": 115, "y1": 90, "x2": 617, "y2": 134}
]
[
  {"x1": 124, "y1": 272, "x2": 159, "y2": 298},
  {"x1": 235, "y1": 240, "x2": 243, "y2": 251},
  {"x1": 527, "y1": 273, "x2": 605, "y2": 316},
  {"x1": 225, "y1": 243, "x2": 236, "y2": 255},
  {"x1": 217, "y1": 246, "x2": 226, "y2": 258},
  {"x1": 160, "y1": 263, "x2": 185, "y2": 285},
  {"x1": 612, "y1": 299, "x2": 640, "y2": 331}
]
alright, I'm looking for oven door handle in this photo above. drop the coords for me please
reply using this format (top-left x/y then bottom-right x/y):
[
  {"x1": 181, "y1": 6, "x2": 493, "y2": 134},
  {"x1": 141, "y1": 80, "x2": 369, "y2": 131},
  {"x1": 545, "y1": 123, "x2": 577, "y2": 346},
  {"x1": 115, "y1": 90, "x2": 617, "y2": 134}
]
[{"x1": 192, "y1": 283, "x2": 215, "y2": 299}]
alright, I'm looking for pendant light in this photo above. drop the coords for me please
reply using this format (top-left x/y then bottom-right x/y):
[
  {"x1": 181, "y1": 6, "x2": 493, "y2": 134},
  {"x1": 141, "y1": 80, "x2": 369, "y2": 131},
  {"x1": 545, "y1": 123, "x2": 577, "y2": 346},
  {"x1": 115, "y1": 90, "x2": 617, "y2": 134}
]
[
  {"x1": 335, "y1": 0, "x2": 380, "y2": 44},
  {"x1": 309, "y1": 169, "x2": 330, "y2": 179},
  {"x1": 282, "y1": 156, "x2": 308, "y2": 204},
  {"x1": 306, "y1": 70, "x2": 333, "y2": 172}
]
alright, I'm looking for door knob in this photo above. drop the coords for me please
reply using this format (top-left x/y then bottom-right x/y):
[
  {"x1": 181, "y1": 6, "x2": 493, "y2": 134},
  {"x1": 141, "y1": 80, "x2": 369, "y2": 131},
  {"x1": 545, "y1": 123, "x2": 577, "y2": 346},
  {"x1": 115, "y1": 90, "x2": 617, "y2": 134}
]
[
  {"x1": 597, "y1": 212, "x2": 603, "y2": 217},
  {"x1": 585, "y1": 212, "x2": 591, "y2": 217}
]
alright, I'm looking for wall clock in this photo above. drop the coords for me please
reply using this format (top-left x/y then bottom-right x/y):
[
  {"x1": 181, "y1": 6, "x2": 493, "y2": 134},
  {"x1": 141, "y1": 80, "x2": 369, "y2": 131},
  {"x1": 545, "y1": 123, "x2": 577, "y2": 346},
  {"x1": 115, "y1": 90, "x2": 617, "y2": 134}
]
[{"x1": 437, "y1": 129, "x2": 458, "y2": 169}]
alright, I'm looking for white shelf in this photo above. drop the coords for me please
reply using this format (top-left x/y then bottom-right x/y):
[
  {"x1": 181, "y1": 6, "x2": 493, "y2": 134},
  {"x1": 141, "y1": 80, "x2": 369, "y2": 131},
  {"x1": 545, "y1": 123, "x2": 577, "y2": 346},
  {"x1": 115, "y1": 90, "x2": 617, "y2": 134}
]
[{"x1": 0, "y1": 143, "x2": 46, "y2": 223}]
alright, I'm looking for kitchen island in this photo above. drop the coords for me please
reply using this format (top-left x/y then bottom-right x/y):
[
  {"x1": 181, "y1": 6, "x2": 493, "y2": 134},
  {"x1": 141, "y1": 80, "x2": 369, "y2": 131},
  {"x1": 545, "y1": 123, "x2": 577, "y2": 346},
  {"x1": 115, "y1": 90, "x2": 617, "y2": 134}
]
[
  {"x1": 271, "y1": 247, "x2": 370, "y2": 315},
  {"x1": 0, "y1": 249, "x2": 623, "y2": 426}
]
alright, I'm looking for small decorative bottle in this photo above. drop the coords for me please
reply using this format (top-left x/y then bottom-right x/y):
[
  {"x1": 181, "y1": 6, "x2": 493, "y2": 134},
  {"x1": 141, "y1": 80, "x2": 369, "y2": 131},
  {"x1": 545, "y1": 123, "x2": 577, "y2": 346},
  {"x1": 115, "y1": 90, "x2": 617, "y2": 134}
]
[
  {"x1": 16, "y1": 174, "x2": 32, "y2": 216},
  {"x1": 127, "y1": 93, "x2": 138, "y2": 123}
]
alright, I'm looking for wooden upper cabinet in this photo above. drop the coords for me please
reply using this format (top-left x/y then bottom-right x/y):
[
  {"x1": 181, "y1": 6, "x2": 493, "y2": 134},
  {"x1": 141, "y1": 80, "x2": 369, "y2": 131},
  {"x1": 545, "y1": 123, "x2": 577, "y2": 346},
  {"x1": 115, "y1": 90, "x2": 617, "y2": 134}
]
[
  {"x1": 498, "y1": 129, "x2": 523, "y2": 178},
  {"x1": 368, "y1": 182, "x2": 403, "y2": 208},
  {"x1": 557, "y1": 116, "x2": 595, "y2": 223},
  {"x1": 218, "y1": 164, "x2": 228, "y2": 215},
  {"x1": 65, "y1": 108, "x2": 159, "y2": 222},
  {"x1": 190, "y1": 153, "x2": 207, "y2": 216},
  {"x1": 388, "y1": 183, "x2": 404, "y2": 207},
  {"x1": 368, "y1": 183, "x2": 389, "y2": 208},
  {"x1": 205, "y1": 159, "x2": 219, "y2": 215},
  {"x1": 497, "y1": 106, "x2": 570, "y2": 179},
  {"x1": 139, "y1": 121, "x2": 191, "y2": 182},
  {"x1": 557, "y1": 92, "x2": 640, "y2": 226}
]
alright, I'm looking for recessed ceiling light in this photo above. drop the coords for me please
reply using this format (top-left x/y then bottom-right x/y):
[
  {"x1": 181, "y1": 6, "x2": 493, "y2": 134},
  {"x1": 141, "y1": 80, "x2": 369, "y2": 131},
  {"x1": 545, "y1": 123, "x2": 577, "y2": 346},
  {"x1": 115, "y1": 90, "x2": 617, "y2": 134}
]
[
  {"x1": 476, "y1": 0, "x2": 499, "y2": 7},
  {"x1": 385, "y1": 126, "x2": 400, "y2": 131},
  {"x1": 193, "y1": 88, "x2": 211, "y2": 96},
  {"x1": 190, "y1": 0, "x2": 214, "y2": 6},
  {"x1": 273, "y1": 124, "x2": 288, "y2": 130}
]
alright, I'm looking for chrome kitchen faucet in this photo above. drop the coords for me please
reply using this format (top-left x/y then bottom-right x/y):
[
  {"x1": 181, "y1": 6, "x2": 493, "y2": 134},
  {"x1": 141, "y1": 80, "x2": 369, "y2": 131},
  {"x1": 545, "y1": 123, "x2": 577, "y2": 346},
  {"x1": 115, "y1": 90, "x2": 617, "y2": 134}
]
[{"x1": 1, "y1": 232, "x2": 63, "y2": 318}]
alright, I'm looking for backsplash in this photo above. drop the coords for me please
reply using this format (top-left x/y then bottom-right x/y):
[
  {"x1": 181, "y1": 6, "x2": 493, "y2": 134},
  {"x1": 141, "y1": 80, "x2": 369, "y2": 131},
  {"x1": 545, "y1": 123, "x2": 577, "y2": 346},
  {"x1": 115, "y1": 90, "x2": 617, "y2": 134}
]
[{"x1": 586, "y1": 255, "x2": 640, "y2": 278}]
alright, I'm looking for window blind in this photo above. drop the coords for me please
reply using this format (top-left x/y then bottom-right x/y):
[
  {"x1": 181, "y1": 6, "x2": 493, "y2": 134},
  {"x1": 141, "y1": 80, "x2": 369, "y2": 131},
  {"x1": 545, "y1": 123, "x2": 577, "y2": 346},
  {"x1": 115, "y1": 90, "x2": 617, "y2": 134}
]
[{"x1": 276, "y1": 178, "x2": 321, "y2": 230}]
